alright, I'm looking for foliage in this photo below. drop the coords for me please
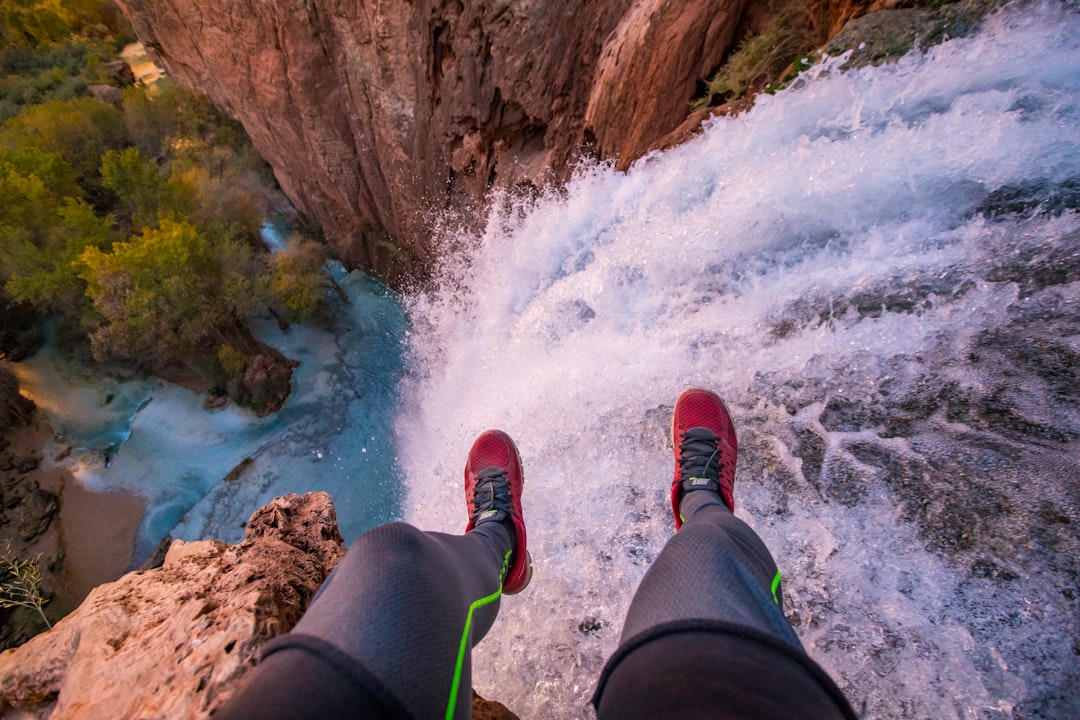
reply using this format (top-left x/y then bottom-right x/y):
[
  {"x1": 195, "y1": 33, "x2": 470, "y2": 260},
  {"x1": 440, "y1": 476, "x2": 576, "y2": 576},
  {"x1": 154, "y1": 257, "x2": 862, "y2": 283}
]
[
  {"x1": 0, "y1": 0, "x2": 131, "y2": 123},
  {"x1": 0, "y1": 0, "x2": 115, "y2": 50},
  {"x1": 217, "y1": 343, "x2": 249, "y2": 376},
  {"x1": 2, "y1": 197, "x2": 116, "y2": 310},
  {"x1": 692, "y1": 1, "x2": 823, "y2": 110},
  {"x1": 2, "y1": 41, "x2": 93, "y2": 122},
  {"x1": 0, "y1": 95, "x2": 126, "y2": 184},
  {"x1": 100, "y1": 146, "x2": 164, "y2": 225},
  {"x1": 80, "y1": 220, "x2": 267, "y2": 373},
  {"x1": 0, "y1": 540, "x2": 51, "y2": 629},
  {"x1": 0, "y1": 13, "x2": 326, "y2": 409},
  {"x1": 0, "y1": 145, "x2": 80, "y2": 196},
  {"x1": 0, "y1": 147, "x2": 115, "y2": 312},
  {"x1": 269, "y1": 240, "x2": 329, "y2": 323}
]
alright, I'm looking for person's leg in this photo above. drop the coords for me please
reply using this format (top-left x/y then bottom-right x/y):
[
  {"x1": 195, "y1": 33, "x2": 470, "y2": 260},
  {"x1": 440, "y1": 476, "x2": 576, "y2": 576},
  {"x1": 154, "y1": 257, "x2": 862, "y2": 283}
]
[
  {"x1": 215, "y1": 430, "x2": 530, "y2": 720},
  {"x1": 622, "y1": 387, "x2": 797, "y2": 642},
  {"x1": 616, "y1": 491, "x2": 801, "y2": 648},
  {"x1": 288, "y1": 519, "x2": 512, "y2": 719},
  {"x1": 593, "y1": 389, "x2": 854, "y2": 719}
]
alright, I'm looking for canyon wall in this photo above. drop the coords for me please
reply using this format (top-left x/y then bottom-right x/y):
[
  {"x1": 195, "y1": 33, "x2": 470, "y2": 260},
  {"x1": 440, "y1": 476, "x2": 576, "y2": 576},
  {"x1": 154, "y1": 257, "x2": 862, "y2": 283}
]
[{"x1": 114, "y1": 0, "x2": 874, "y2": 283}]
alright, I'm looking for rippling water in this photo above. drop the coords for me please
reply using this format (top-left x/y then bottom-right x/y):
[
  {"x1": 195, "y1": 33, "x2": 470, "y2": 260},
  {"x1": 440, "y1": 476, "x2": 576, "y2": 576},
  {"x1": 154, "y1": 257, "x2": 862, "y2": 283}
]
[{"x1": 398, "y1": 6, "x2": 1080, "y2": 717}]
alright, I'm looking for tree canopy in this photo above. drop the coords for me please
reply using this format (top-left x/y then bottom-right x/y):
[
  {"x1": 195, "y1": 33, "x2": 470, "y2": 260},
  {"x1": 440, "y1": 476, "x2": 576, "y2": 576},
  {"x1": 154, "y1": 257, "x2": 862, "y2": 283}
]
[
  {"x1": 80, "y1": 220, "x2": 264, "y2": 371},
  {"x1": 1, "y1": 0, "x2": 115, "y2": 50},
  {"x1": 0, "y1": 5, "x2": 331, "y2": 410}
]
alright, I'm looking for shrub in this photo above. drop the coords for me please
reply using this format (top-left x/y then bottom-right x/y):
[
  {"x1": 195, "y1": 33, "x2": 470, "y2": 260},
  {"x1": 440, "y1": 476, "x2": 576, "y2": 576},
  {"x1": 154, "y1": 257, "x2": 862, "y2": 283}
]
[
  {"x1": 0, "y1": 148, "x2": 115, "y2": 313},
  {"x1": 0, "y1": 540, "x2": 51, "y2": 630},
  {"x1": 269, "y1": 240, "x2": 329, "y2": 323},
  {"x1": 692, "y1": 1, "x2": 822, "y2": 110},
  {"x1": 0, "y1": 96, "x2": 126, "y2": 185},
  {"x1": 80, "y1": 220, "x2": 267, "y2": 373}
]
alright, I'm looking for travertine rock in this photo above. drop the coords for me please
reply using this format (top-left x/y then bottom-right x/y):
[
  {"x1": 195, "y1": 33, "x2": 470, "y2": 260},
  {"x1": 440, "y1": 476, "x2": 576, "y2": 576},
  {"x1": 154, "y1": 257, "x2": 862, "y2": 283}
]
[
  {"x1": 0, "y1": 492, "x2": 520, "y2": 719},
  {"x1": 0, "y1": 492, "x2": 345, "y2": 719}
]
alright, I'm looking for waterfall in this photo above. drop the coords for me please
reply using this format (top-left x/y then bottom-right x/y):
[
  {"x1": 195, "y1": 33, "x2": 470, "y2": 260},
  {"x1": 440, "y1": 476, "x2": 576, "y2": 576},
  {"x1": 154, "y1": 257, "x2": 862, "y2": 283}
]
[{"x1": 397, "y1": 5, "x2": 1080, "y2": 717}]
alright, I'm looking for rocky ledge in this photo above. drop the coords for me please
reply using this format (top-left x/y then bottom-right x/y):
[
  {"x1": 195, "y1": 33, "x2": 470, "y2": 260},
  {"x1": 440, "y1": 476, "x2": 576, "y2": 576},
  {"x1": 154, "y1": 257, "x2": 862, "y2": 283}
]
[{"x1": 0, "y1": 492, "x2": 517, "y2": 719}]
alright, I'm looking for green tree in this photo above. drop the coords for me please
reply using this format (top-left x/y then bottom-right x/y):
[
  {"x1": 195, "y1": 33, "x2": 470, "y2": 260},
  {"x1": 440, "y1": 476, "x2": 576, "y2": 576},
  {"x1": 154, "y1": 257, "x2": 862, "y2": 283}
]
[
  {"x1": 80, "y1": 220, "x2": 267, "y2": 372},
  {"x1": 0, "y1": 96, "x2": 126, "y2": 186},
  {"x1": 1, "y1": 0, "x2": 113, "y2": 50},
  {"x1": 178, "y1": 165, "x2": 261, "y2": 240},
  {"x1": 3, "y1": 198, "x2": 115, "y2": 310},
  {"x1": 0, "y1": 2, "x2": 70, "y2": 50},
  {"x1": 120, "y1": 83, "x2": 171, "y2": 158},
  {"x1": 100, "y1": 146, "x2": 166, "y2": 227},
  {"x1": 269, "y1": 240, "x2": 329, "y2": 323},
  {"x1": 0, "y1": 148, "x2": 114, "y2": 312},
  {"x1": 0, "y1": 145, "x2": 80, "y2": 197}
]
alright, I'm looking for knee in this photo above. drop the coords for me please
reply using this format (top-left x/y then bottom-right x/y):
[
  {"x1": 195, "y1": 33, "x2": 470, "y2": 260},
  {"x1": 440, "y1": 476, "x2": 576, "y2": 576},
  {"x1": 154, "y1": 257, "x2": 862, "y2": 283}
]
[
  {"x1": 342, "y1": 521, "x2": 434, "y2": 575},
  {"x1": 317, "y1": 522, "x2": 459, "y2": 606}
]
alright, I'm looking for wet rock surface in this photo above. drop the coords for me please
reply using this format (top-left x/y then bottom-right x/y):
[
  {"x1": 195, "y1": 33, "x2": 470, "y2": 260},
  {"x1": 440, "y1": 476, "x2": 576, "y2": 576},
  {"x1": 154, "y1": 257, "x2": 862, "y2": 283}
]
[
  {"x1": 742, "y1": 217, "x2": 1080, "y2": 718},
  {"x1": 823, "y1": 0, "x2": 1000, "y2": 68}
]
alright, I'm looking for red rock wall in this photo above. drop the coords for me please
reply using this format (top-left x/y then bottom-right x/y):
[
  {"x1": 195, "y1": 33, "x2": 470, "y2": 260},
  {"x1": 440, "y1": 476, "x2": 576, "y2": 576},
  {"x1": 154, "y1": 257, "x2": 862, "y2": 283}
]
[{"x1": 115, "y1": 0, "x2": 865, "y2": 284}]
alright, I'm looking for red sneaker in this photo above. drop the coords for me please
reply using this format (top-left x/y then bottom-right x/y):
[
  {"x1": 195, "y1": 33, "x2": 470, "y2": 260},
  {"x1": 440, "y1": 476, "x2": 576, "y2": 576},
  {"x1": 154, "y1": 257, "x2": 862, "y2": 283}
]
[
  {"x1": 464, "y1": 430, "x2": 532, "y2": 594},
  {"x1": 670, "y1": 388, "x2": 738, "y2": 528}
]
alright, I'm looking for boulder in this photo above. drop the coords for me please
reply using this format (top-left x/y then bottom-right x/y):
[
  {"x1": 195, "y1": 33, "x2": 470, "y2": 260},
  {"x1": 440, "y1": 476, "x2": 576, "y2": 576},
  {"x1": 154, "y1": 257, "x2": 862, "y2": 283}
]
[
  {"x1": 0, "y1": 492, "x2": 520, "y2": 719},
  {"x1": 15, "y1": 486, "x2": 58, "y2": 543}
]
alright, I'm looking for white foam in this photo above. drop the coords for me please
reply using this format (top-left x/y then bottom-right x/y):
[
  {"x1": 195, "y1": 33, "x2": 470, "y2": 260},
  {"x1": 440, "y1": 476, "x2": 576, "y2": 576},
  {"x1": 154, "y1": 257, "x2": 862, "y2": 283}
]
[{"x1": 398, "y1": 5, "x2": 1080, "y2": 716}]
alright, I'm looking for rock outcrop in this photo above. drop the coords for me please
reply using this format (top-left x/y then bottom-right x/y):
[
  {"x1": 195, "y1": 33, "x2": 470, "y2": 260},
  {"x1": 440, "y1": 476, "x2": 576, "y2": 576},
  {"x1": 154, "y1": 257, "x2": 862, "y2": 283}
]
[
  {"x1": 0, "y1": 492, "x2": 520, "y2": 719},
  {"x1": 0, "y1": 493, "x2": 345, "y2": 719},
  {"x1": 114, "y1": 0, "x2": 875, "y2": 284}
]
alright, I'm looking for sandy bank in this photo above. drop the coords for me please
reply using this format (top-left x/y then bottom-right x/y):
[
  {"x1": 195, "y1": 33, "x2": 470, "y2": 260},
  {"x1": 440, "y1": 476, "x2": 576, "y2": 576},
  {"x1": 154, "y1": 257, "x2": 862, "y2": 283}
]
[{"x1": 2, "y1": 416, "x2": 145, "y2": 620}]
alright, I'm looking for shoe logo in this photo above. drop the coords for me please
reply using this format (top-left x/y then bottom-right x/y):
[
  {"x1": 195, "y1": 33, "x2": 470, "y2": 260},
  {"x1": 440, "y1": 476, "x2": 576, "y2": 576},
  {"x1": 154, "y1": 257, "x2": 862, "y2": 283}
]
[
  {"x1": 689, "y1": 477, "x2": 712, "y2": 487},
  {"x1": 480, "y1": 510, "x2": 499, "y2": 519}
]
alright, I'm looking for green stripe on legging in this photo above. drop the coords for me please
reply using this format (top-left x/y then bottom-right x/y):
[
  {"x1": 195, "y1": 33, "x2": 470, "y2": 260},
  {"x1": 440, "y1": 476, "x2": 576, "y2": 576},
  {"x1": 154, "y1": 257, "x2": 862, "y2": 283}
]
[
  {"x1": 771, "y1": 568, "x2": 782, "y2": 606},
  {"x1": 445, "y1": 585, "x2": 503, "y2": 720}
]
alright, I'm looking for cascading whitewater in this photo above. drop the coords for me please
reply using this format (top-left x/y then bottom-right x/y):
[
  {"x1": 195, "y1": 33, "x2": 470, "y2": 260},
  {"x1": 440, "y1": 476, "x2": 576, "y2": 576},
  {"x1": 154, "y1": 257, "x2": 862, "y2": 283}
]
[{"x1": 397, "y1": 5, "x2": 1080, "y2": 718}]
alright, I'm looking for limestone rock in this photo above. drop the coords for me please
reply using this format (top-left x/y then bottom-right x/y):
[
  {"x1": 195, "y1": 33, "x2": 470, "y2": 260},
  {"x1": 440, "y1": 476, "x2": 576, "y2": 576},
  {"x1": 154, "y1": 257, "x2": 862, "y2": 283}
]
[
  {"x1": 0, "y1": 492, "x2": 521, "y2": 719},
  {"x1": 111, "y1": 1, "x2": 928, "y2": 284},
  {"x1": 0, "y1": 492, "x2": 345, "y2": 719},
  {"x1": 15, "y1": 486, "x2": 58, "y2": 543},
  {"x1": 472, "y1": 689, "x2": 520, "y2": 720},
  {"x1": 87, "y1": 84, "x2": 122, "y2": 106},
  {"x1": 824, "y1": 0, "x2": 1000, "y2": 68}
]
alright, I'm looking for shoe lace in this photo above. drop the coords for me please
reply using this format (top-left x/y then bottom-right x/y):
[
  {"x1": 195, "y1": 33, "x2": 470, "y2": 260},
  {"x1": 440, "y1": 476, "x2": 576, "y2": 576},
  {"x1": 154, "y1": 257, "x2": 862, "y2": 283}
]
[
  {"x1": 677, "y1": 427, "x2": 724, "y2": 485},
  {"x1": 471, "y1": 466, "x2": 513, "y2": 521}
]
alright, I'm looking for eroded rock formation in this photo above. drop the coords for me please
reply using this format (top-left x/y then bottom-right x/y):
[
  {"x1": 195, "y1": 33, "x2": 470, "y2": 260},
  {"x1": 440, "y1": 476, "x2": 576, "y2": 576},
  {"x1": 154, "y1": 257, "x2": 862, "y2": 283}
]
[
  {"x1": 0, "y1": 493, "x2": 344, "y2": 718},
  {"x1": 0, "y1": 492, "x2": 519, "y2": 719},
  {"x1": 114, "y1": 0, "x2": 875, "y2": 284}
]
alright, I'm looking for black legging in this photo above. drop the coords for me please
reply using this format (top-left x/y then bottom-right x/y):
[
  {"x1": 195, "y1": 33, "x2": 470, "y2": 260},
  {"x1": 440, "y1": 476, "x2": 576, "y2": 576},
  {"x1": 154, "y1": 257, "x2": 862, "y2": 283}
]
[{"x1": 215, "y1": 493, "x2": 855, "y2": 719}]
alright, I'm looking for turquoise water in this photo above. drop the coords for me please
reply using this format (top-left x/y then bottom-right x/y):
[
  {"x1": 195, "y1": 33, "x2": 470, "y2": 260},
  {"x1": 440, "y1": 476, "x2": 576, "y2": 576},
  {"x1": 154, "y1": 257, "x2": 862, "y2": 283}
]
[{"x1": 19, "y1": 262, "x2": 407, "y2": 559}]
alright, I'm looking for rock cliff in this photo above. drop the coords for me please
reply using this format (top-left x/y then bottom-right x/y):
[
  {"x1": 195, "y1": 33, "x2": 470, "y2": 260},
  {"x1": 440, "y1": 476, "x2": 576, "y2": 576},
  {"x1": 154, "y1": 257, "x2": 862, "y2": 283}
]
[
  {"x1": 114, "y1": 0, "x2": 874, "y2": 283},
  {"x1": 0, "y1": 492, "x2": 517, "y2": 719}
]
